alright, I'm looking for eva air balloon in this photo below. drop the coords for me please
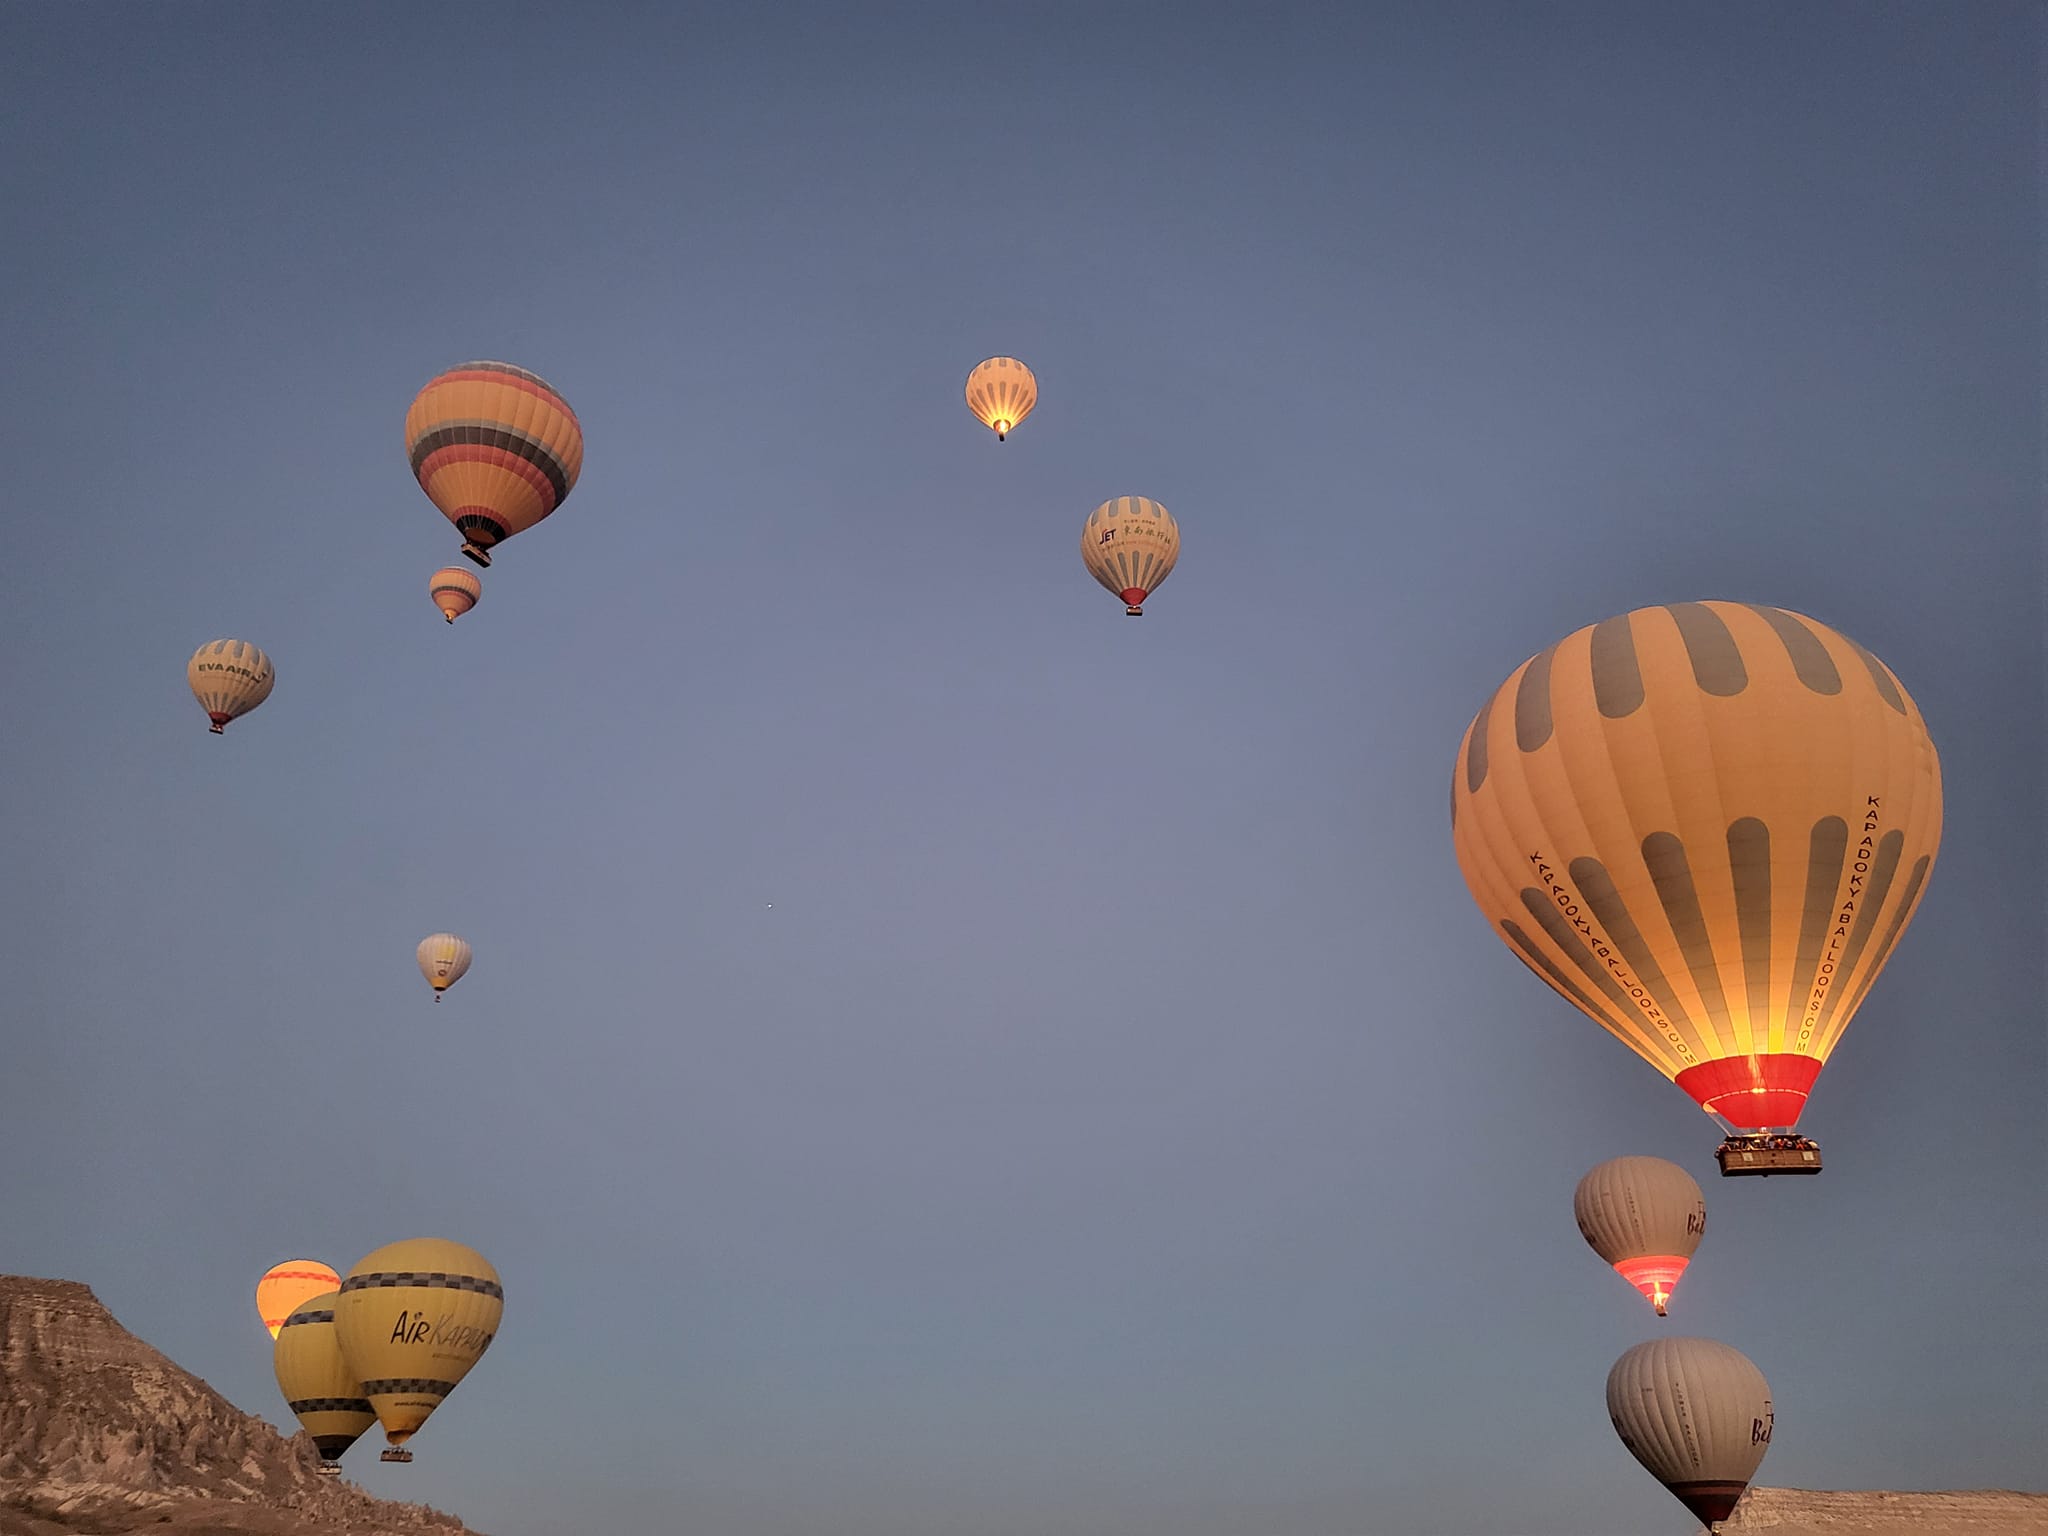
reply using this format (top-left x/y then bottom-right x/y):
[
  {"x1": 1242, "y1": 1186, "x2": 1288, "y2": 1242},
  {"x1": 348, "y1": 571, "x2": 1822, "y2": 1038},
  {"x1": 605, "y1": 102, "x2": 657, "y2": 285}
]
[
  {"x1": 1573, "y1": 1157, "x2": 1704, "y2": 1316},
  {"x1": 407, "y1": 361, "x2": 583, "y2": 568},
  {"x1": 334, "y1": 1238, "x2": 502, "y2": 1464},
  {"x1": 187, "y1": 640, "x2": 275, "y2": 735},
  {"x1": 1451, "y1": 603, "x2": 1940, "y2": 1148},
  {"x1": 273, "y1": 1291, "x2": 374, "y2": 1474}
]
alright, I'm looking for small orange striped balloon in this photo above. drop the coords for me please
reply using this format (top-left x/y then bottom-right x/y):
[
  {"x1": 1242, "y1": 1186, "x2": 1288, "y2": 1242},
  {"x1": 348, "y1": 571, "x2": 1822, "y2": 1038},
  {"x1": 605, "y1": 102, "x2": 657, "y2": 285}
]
[
  {"x1": 257, "y1": 1260, "x2": 341, "y2": 1339},
  {"x1": 406, "y1": 361, "x2": 583, "y2": 567}
]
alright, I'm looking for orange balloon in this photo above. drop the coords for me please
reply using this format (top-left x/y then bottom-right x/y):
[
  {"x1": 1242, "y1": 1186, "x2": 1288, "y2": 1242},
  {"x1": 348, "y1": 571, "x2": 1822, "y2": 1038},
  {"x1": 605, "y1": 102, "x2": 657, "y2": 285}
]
[
  {"x1": 1451, "y1": 602, "x2": 1941, "y2": 1132},
  {"x1": 256, "y1": 1260, "x2": 341, "y2": 1339},
  {"x1": 406, "y1": 361, "x2": 583, "y2": 567}
]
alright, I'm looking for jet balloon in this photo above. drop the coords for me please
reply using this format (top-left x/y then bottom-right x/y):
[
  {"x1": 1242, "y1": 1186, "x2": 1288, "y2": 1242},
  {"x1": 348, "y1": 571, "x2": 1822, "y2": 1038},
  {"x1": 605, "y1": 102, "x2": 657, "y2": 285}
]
[{"x1": 1081, "y1": 497, "x2": 1179, "y2": 616}]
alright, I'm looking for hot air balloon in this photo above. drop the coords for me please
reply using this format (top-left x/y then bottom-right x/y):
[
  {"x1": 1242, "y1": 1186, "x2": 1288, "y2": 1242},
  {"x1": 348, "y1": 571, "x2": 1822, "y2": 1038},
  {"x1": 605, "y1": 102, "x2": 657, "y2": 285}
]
[
  {"x1": 1082, "y1": 497, "x2": 1180, "y2": 616},
  {"x1": 1574, "y1": 1157, "x2": 1705, "y2": 1316},
  {"x1": 406, "y1": 361, "x2": 583, "y2": 567},
  {"x1": 334, "y1": 1238, "x2": 501, "y2": 1463},
  {"x1": 416, "y1": 934, "x2": 472, "y2": 1000},
  {"x1": 1449, "y1": 603, "x2": 1941, "y2": 1169},
  {"x1": 1607, "y1": 1337, "x2": 1772, "y2": 1530},
  {"x1": 187, "y1": 640, "x2": 275, "y2": 735},
  {"x1": 256, "y1": 1259, "x2": 342, "y2": 1338},
  {"x1": 430, "y1": 566, "x2": 482, "y2": 624},
  {"x1": 964, "y1": 356, "x2": 1037, "y2": 441},
  {"x1": 274, "y1": 1291, "x2": 375, "y2": 1474}
]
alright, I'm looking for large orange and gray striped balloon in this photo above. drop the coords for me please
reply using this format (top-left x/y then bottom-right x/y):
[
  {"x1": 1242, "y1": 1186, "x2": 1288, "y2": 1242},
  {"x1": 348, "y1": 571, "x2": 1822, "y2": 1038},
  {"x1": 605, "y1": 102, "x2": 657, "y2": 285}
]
[
  {"x1": 1573, "y1": 1156, "x2": 1705, "y2": 1316},
  {"x1": 334, "y1": 1238, "x2": 502, "y2": 1456},
  {"x1": 187, "y1": 640, "x2": 275, "y2": 734},
  {"x1": 1451, "y1": 602, "x2": 1941, "y2": 1131},
  {"x1": 406, "y1": 362, "x2": 583, "y2": 567},
  {"x1": 1606, "y1": 1336, "x2": 1772, "y2": 1528},
  {"x1": 964, "y1": 356, "x2": 1036, "y2": 441},
  {"x1": 1081, "y1": 497, "x2": 1180, "y2": 616}
]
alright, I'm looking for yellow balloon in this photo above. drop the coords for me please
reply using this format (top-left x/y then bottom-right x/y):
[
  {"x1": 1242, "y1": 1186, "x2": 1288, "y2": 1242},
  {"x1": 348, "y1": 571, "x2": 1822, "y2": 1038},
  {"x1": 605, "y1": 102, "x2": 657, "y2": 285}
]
[
  {"x1": 1451, "y1": 602, "x2": 1941, "y2": 1132},
  {"x1": 964, "y1": 356, "x2": 1037, "y2": 441},
  {"x1": 272, "y1": 1291, "x2": 375, "y2": 1473},
  {"x1": 333, "y1": 1239, "x2": 502, "y2": 1462},
  {"x1": 256, "y1": 1259, "x2": 341, "y2": 1339}
]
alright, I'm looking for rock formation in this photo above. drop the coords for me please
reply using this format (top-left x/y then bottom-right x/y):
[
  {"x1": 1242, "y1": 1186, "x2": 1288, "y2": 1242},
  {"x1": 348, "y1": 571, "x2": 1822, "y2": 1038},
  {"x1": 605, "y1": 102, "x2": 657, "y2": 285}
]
[
  {"x1": 0, "y1": 1276, "x2": 481, "y2": 1535},
  {"x1": 1717, "y1": 1485, "x2": 2048, "y2": 1534}
]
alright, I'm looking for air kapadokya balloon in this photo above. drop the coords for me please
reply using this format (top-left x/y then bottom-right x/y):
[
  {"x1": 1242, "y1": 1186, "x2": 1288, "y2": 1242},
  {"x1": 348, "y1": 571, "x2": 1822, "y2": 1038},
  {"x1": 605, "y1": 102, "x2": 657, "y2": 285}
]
[
  {"x1": 187, "y1": 640, "x2": 275, "y2": 735},
  {"x1": 257, "y1": 1259, "x2": 342, "y2": 1338},
  {"x1": 273, "y1": 1291, "x2": 375, "y2": 1474},
  {"x1": 1574, "y1": 1157, "x2": 1704, "y2": 1316},
  {"x1": 964, "y1": 356, "x2": 1036, "y2": 441},
  {"x1": 416, "y1": 934, "x2": 472, "y2": 1000},
  {"x1": 430, "y1": 566, "x2": 482, "y2": 624},
  {"x1": 407, "y1": 361, "x2": 583, "y2": 567},
  {"x1": 334, "y1": 1238, "x2": 501, "y2": 1463},
  {"x1": 1450, "y1": 603, "x2": 1941, "y2": 1135},
  {"x1": 1607, "y1": 1337, "x2": 1772, "y2": 1528},
  {"x1": 1081, "y1": 497, "x2": 1179, "y2": 616}
]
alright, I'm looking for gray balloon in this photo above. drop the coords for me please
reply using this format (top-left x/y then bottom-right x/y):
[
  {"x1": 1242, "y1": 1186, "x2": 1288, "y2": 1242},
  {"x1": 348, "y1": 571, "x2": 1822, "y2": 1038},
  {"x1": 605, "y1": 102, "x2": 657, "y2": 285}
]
[
  {"x1": 1607, "y1": 1336, "x2": 1772, "y2": 1528},
  {"x1": 1574, "y1": 1156, "x2": 1707, "y2": 1315}
]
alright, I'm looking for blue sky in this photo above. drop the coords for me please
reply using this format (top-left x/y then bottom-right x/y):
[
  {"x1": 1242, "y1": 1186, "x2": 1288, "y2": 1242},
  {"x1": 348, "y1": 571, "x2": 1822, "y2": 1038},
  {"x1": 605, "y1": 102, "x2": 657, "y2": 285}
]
[{"x1": 1, "y1": 5, "x2": 2040, "y2": 1534}]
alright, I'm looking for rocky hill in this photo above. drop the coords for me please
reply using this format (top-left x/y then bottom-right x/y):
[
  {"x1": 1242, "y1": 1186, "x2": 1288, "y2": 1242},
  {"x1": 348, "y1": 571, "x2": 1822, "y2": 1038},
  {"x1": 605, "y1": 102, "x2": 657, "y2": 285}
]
[
  {"x1": 0, "y1": 1276, "x2": 481, "y2": 1536},
  {"x1": 1721, "y1": 1486, "x2": 2048, "y2": 1534}
]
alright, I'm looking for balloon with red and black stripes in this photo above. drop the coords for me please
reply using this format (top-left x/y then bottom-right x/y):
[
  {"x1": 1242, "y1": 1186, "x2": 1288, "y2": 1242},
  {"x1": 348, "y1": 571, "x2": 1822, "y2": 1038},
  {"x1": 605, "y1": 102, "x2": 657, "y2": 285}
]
[
  {"x1": 406, "y1": 361, "x2": 583, "y2": 568},
  {"x1": 1450, "y1": 601, "x2": 1941, "y2": 1140}
]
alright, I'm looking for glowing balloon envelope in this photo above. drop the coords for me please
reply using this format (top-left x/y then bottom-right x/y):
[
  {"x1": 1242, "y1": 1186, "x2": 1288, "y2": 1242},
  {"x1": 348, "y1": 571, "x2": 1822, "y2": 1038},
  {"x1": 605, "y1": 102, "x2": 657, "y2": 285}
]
[
  {"x1": 1450, "y1": 603, "x2": 1941, "y2": 1131},
  {"x1": 334, "y1": 1238, "x2": 502, "y2": 1462},
  {"x1": 1081, "y1": 497, "x2": 1180, "y2": 616},
  {"x1": 430, "y1": 566, "x2": 482, "y2": 624},
  {"x1": 406, "y1": 361, "x2": 583, "y2": 567},
  {"x1": 273, "y1": 1291, "x2": 375, "y2": 1473},
  {"x1": 1574, "y1": 1156, "x2": 1704, "y2": 1316},
  {"x1": 964, "y1": 356, "x2": 1037, "y2": 441},
  {"x1": 257, "y1": 1259, "x2": 342, "y2": 1338},
  {"x1": 187, "y1": 640, "x2": 275, "y2": 735},
  {"x1": 416, "y1": 934, "x2": 472, "y2": 999},
  {"x1": 1607, "y1": 1337, "x2": 1772, "y2": 1528}
]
